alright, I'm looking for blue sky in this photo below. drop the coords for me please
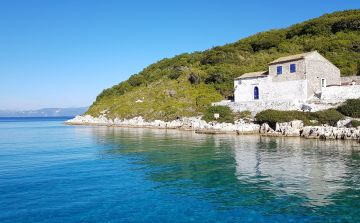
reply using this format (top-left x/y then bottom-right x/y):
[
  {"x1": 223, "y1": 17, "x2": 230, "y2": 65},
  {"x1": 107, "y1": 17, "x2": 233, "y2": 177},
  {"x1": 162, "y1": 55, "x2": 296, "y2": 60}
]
[{"x1": 0, "y1": 0, "x2": 359, "y2": 110}]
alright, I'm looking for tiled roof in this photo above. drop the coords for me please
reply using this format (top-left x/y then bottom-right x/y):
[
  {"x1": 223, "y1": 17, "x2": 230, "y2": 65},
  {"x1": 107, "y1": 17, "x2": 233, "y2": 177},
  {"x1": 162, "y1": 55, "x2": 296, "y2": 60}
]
[
  {"x1": 269, "y1": 51, "x2": 317, "y2": 64},
  {"x1": 235, "y1": 71, "x2": 268, "y2": 79}
]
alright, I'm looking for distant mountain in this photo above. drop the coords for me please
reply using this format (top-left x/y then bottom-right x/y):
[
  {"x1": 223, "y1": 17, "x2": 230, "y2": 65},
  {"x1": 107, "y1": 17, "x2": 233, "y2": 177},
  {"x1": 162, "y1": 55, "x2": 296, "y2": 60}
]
[{"x1": 0, "y1": 107, "x2": 88, "y2": 117}]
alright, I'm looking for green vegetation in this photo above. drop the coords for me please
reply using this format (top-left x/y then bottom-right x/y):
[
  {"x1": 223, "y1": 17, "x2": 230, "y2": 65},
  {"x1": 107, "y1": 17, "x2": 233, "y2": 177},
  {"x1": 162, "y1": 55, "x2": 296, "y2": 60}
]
[
  {"x1": 311, "y1": 109, "x2": 345, "y2": 126},
  {"x1": 350, "y1": 120, "x2": 360, "y2": 128},
  {"x1": 255, "y1": 110, "x2": 310, "y2": 126},
  {"x1": 87, "y1": 78, "x2": 223, "y2": 121},
  {"x1": 235, "y1": 110, "x2": 252, "y2": 121},
  {"x1": 202, "y1": 106, "x2": 235, "y2": 123},
  {"x1": 88, "y1": 10, "x2": 360, "y2": 120},
  {"x1": 255, "y1": 109, "x2": 344, "y2": 127},
  {"x1": 337, "y1": 99, "x2": 360, "y2": 118}
]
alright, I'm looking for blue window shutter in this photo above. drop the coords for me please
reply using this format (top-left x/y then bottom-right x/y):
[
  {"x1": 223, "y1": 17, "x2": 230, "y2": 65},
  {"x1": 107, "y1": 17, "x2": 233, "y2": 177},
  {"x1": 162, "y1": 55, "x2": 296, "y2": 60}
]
[
  {"x1": 277, "y1": 66, "x2": 282, "y2": 75},
  {"x1": 290, "y1": 64, "x2": 296, "y2": 73}
]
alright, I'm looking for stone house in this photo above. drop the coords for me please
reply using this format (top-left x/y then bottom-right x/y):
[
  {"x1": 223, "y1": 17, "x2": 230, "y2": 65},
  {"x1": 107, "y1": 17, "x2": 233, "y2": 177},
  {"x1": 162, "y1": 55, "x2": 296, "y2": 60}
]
[{"x1": 234, "y1": 51, "x2": 341, "y2": 103}]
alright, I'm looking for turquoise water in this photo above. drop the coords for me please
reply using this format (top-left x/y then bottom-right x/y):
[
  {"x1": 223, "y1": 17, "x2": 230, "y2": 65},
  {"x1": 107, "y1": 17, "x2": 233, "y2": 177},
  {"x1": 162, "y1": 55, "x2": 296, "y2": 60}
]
[{"x1": 1, "y1": 118, "x2": 360, "y2": 223}]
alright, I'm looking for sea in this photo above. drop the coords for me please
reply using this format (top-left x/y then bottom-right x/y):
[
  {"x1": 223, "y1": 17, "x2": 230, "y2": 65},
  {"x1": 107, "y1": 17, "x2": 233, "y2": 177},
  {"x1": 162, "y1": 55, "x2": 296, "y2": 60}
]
[{"x1": 0, "y1": 117, "x2": 359, "y2": 223}]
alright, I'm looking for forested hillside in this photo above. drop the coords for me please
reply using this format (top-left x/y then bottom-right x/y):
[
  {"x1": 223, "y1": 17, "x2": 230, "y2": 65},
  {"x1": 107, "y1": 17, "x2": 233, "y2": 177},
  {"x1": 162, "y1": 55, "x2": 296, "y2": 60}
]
[{"x1": 87, "y1": 10, "x2": 360, "y2": 120}]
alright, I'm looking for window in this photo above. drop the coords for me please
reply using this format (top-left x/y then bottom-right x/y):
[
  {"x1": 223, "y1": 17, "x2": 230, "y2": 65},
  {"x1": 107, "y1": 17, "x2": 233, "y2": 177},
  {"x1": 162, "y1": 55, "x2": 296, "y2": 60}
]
[
  {"x1": 290, "y1": 64, "x2": 296, "y2": 73},
  {"x1": 254, "y1": 87, "x2": 259, "y2": 100},
  {"x1": 321, "y1": 78, "x2": 326, "y2": 88},
  {"x1": 277, "y1": 66, "x2": 282, "y2": 75}
]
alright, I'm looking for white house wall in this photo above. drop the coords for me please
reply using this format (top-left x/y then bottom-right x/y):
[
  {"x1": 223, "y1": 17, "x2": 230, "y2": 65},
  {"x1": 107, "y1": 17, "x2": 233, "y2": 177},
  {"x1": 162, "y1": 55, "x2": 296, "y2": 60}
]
[{"x1": 234, "y1": 77, "x2": 308, "y2": 102}]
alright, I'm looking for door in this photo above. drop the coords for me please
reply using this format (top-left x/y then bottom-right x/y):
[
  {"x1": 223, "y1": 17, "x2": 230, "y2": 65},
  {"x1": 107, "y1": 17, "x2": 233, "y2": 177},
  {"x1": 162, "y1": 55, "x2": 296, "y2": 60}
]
[
  {"x1": 254, "y1": 86, "x2": 259, "y2": 100},
  {"x1": 321, "y1": 78, "x2": 326, "y2": 88}
]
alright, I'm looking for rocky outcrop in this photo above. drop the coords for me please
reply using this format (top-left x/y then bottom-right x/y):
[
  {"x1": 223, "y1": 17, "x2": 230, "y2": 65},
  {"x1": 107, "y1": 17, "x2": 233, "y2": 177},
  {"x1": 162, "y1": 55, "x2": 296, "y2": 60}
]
[
  {"x1": 65, "y1": 115, "x2": 260, "y2": 134},
  {"x1": 336, "y1": 119, "x2": 352, "y2": 128},
  {"x1": 260, "y1": 120, "x2": 360, "y2": 141},
  {"x1": 260, "y1": 120, "x2": 304, "y2": 137},
  {"x1": 276, "y1": 120, "x2": 304, "y2": 136},
  {"x1": 301, "y1": 126, "x2": 360, "y2": 140},
  {"x1": 66, "y1": 115, "x2": 360, "y2": 142}
]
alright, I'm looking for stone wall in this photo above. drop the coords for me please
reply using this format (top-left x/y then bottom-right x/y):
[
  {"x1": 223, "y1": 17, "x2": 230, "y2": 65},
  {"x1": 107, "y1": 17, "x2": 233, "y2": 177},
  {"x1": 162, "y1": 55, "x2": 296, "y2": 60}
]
[
  {"x1": 341, "y1": 76, "x2": 360, "y2": 85},
  {"x1": 234, "y1": 76, "x2": 308, "y2": 103},
  {"x1": 214, "y1": 98, "x2": 338, "y2": 115},
  {"x1": 321, "y1": 85, "x2": 360, "y2": 103},
  {"x1": 235, "y1": 52, "x2": 341, "y2": 103},
  {"x1": 305, "y1": 53, "x2": 341, "y2": 97},
  {"x1": 215, "y1": 99, "x2": 304, "y2": 114},
  {"x1": 268, "y1": 59, "x2": 306, "y2": 82}
]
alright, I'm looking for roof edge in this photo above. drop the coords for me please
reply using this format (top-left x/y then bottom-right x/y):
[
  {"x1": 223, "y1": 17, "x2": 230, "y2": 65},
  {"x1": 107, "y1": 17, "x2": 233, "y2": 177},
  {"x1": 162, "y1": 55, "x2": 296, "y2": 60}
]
[
  {"x1": 235, "y1": 71, "x2": 268, "y2": 80},
  {"x1": 268, "y1": 51, "x2": 318, "y2": 65}
]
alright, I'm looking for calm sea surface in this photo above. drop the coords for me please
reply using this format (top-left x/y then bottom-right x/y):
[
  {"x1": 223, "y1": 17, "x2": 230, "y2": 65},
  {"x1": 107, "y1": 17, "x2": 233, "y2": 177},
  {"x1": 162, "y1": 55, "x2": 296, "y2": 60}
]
[{"x1": 0, "y1": 117, "x2": 360, "y2": 223}]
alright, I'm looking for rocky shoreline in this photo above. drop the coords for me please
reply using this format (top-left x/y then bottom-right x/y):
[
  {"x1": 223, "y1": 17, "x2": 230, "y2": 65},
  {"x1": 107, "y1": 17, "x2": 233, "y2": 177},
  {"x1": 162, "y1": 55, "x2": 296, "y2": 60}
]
[
  {"x1": 65, "y1": 115, "x2": 360, "y2": 142},
  {"x1": 260, "y1": 120, "x2": 360, "y2": 140},
  {"x1": 65, "y1": 115, "x2": 260, "y2": 134}
]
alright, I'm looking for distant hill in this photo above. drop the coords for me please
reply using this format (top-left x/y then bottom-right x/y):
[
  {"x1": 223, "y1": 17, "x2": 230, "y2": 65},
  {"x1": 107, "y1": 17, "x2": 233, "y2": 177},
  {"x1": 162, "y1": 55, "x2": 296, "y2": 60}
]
[
  {"x1": 86, "y1": 10, "x2": 360, "y2": 121},
  {"x1": 0, "y1": 107, "x2": 88, "y2": 117}
]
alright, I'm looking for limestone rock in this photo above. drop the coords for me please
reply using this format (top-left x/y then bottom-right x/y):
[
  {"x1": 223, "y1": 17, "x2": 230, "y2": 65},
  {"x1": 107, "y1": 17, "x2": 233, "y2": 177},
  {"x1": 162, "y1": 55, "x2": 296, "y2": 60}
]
[
  {"x1": 165, "y1": 89, "x2": 177, "y2": 97},
  {"x1": 336, "y1": 119, "x2": 352, "y2": 128},
  {"x1": 260, "y1": 123, "x2": 274, "y2": 134},
  {"x1": 65, "y1": 115, "x2": 360, "y2": 141}
]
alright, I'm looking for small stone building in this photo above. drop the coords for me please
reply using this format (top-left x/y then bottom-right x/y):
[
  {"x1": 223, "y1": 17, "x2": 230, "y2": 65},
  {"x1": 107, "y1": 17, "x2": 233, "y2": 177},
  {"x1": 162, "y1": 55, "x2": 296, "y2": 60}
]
[{"x1": 234, "y1": 51, "x2": 341, "y2": 102}]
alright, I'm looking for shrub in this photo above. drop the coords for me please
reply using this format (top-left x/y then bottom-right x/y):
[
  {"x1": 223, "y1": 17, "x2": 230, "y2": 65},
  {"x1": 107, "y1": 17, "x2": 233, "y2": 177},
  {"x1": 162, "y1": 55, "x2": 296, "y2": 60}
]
[
  {"x1": 96, "y1": 88, "x2": 114, "y2": 101},
  {"x1": 128, "y1": 74, "x2": 145, "y2": 87},
  {"x1": 351, "y1": 120, "x2": 360, "y2": 128},
  {"x1": 255, "y1": 109, "x2": 344, "y2": 127},
  {"x1": 235, "y1": 110, "x2": 252, "y2": 121},
  {"x1": 202, "y1": 106, "x2": 234, "y2": 123},
  {"x1": 200, "y1": 50, "x2": 226, "y2": 65},
  {"x1": 255, "y1": 110, "x2": 309, "y2": 127},
  {"x1": 337, "y1": 99, "x2": 360, "y2": 118},
  {"x1": 309, "y1": 109, "x2": 344, "y2": 126},
  {"x1": 332, "y1": 18, "x2": 360, "y2": 33},
  {"x1": 204, "y1": 73, "x2": 225, "y2": 84},
  {"x1": 168, "y1": 72, "x2": 181, "y2": 80},
  {"x1": 188, "y1": 73, "x2": 201, "y2": 85}
]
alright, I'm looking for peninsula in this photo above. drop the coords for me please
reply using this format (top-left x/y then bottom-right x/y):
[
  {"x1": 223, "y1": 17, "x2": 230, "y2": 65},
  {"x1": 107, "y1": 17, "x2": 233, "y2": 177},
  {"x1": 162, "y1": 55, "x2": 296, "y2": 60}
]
[{"x1": 67, "y1": 10, "x2": 360, "y2": 141}]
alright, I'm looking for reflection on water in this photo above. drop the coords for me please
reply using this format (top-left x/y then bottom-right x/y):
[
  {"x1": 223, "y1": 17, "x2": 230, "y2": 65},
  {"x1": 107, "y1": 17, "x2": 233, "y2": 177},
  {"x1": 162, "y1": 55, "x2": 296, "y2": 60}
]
[
  {"x1": 234, "y1": 137, "x2": 351, "y2": 207},
  {"x1": 2, "y1": 119, "x2": 360, "y2": 223},
  {"x1": 82, "y1": 126, "x2": 360, "y2": 215}
]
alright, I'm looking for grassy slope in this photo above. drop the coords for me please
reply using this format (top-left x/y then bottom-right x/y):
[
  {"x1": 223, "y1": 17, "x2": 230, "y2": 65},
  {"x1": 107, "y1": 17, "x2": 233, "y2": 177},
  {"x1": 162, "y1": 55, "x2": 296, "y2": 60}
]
[
  {"x1": 87, "y1": 76, "x2": 223, "y2": 121},
  {"x1": 87, "y1": 10, "x2": 360, "y2": 120}
]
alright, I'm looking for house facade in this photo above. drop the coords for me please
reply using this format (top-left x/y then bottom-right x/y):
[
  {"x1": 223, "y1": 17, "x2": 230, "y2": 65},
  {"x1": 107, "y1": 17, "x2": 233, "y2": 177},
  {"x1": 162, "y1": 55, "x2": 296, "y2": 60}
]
[{"x1": 234, "y1": 51, "x2": 341, "y2": 103}]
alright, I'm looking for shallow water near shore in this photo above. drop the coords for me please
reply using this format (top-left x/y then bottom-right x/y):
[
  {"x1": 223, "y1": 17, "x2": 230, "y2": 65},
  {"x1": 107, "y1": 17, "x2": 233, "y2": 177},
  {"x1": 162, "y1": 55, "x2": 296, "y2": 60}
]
[{"x1": 1, "y1": 117, "x2": 360, "y2": 222}]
